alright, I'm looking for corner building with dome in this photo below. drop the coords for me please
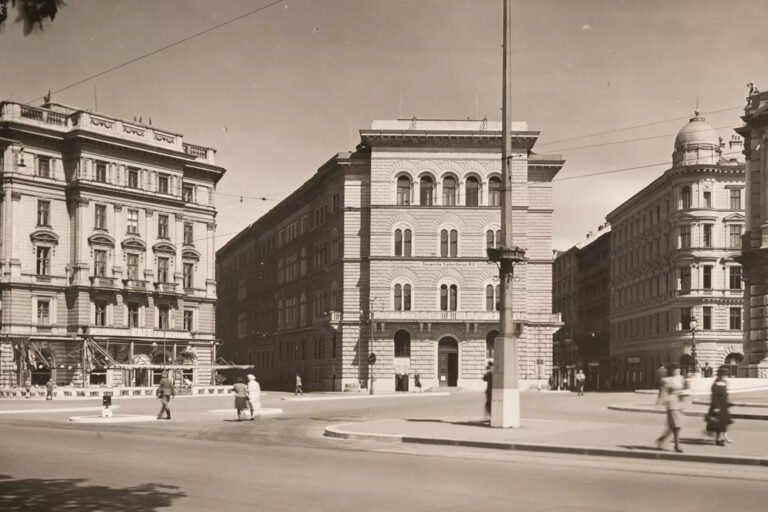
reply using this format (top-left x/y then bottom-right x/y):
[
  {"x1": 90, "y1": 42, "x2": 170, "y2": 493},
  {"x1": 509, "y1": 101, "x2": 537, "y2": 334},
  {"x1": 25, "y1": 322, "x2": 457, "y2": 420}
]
[
  {"x1": 216, "y1": 119, "x2": 564, "y2": 392},
  {"x1": 606, "y1": 112, "x2": 746, "y2": 389}
]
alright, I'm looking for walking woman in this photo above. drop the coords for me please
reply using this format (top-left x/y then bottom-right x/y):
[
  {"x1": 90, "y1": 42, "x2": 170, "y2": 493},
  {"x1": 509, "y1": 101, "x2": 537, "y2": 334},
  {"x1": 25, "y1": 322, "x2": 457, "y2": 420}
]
[
  {"x1": 655, "y1": 363, "x2": 686, "y2": 453},
  {"x1": 706, "y1": 366, "x2": 733, "y2": 446}
]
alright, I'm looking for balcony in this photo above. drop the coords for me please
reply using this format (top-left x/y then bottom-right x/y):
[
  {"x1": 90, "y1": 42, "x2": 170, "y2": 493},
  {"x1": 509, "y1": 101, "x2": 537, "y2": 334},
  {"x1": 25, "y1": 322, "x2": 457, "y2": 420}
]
[
  {"x1": 123, "y1": 279, "x2": 148, "y2": 291},
  {"x1": 154, "y1": 282, "x2": 179, "y2": 295},
  {"x1": 89, "y1": 276, "x2": 117, "y2": 289},
  {"x1": 370, "y1": 310, "x2": 561, "y2": 324},
  {"x1": 676, "y1": 288, "x2": 744, "y2": 298}
]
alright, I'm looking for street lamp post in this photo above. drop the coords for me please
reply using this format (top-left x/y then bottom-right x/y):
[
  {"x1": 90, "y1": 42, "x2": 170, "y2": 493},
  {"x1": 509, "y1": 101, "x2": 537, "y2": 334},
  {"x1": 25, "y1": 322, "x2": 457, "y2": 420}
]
[{"x1": 689, "y1": 319, "x2": 698, "y2": 375}]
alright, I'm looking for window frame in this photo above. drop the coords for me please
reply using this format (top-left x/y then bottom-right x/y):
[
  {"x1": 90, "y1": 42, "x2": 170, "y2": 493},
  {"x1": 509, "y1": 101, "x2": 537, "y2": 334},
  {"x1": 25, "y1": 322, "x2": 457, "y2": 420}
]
[
  {"x1": 37, "y1": 200, "x2": 51, "y2": 227},
  {"x1": 94, "y1": 204, "x2": 107, "y2": 231}
]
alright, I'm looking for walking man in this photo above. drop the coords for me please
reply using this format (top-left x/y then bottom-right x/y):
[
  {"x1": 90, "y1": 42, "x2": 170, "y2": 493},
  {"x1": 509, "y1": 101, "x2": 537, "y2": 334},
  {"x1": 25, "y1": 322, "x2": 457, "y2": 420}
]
[
  {"x1": 295, "y1": 374, "x2": 303, "y2": 396},
  {"x1": 483, "y1": 362, "x2": 493, "y2": 420},
  {"x1": 45, "y1": 378, "x2": 55, "y2": 400},
  {"x1": 156, "y1": 371, "x2": 174, "y2": 420},
  {"x1": 655, "y1": 363, "x2": 668, "y2": 405},
  {"x1": 655, "y1": 363, "x2": 686, "y2": 453},
  {"x1": 246, "y1": 374, "x2": 261, "y2": 420},
  {"x1": 575, "y1": 369, "x2": 586, "y2": 396},
  {"x1": 231, "y1": 377, "x2": 249, "y2": 421}
]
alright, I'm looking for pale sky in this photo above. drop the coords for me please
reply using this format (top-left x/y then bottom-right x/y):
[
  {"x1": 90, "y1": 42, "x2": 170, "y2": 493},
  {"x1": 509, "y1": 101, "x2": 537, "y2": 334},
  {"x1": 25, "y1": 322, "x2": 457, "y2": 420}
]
[{"x1": 2, "y1": 0, "x2": 767, "y2": 250}]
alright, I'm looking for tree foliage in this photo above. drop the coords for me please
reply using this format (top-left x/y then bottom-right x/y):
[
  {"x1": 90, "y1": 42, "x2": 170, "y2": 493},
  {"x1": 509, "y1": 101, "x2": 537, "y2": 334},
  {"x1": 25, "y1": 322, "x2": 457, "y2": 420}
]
[{"x1": 0, "y1": 0, "x2": 64, "y2": 35}]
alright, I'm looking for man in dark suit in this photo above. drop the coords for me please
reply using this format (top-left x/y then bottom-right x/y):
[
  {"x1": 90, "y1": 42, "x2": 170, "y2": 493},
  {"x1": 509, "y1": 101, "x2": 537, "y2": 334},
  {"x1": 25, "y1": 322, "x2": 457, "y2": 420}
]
[{"x1": 156, "y1": 371, "x2": 175, "y2": 420}]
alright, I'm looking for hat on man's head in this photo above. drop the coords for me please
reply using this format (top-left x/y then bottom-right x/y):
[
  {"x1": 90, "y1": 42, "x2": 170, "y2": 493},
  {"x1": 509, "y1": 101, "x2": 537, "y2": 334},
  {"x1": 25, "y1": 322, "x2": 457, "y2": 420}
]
[{"x1": 247, "y1": 374, "x2": 255, "y2": 381}]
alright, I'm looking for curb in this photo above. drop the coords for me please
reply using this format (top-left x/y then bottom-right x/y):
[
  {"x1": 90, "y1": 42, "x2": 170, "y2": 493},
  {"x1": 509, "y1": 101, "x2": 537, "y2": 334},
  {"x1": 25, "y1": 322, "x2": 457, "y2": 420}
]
[
  {"x1": 0, "y1": 405, "x2": 122, "y2": 415},
  {"x1": 68, "y1": 414, "x2": 156, "y2": 424},
  {"x1": 607, "y1": 403, "x2": 768, "y2": 420},
  {"x1": 323, "y1": 423, "x2": 768, "y2": 467},
  {"x1": 692, "y1": 399, "x2": 768, "y2": 408},
  {"x1": 282, "y1": 392, "x2": 451, "y2": 402}
]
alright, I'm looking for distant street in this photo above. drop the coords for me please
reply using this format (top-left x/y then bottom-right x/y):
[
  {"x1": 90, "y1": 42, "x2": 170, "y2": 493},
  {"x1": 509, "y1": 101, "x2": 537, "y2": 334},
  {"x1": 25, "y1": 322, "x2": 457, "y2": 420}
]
[{"x1": 2, "y1": 391, "x2": 768, "y2": 511}]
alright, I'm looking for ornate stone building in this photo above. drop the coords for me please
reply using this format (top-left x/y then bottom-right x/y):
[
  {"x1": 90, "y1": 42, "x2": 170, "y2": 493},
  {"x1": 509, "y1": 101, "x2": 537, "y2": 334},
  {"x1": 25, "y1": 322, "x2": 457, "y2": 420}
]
[
  {"x1": 0, "y1": 101, "x2": 225, "y2": 388},
  {"x1": 217, "y1": 118, "x2": 564, "y2": 392},
  {"x1": 607, "y1": 112, "x2": 745, "y2": 389},
  {"x1": 736, "y1": 89, "x2": 768, "y2": 377}
]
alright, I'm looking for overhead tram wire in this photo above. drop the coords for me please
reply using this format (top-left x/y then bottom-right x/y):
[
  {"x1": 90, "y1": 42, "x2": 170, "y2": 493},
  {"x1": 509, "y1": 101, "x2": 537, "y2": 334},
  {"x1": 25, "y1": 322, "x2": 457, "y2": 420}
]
[
  {"x1": 23, "y1": 0, "x2": 286, "y2": 104},
  {"x1": 535, "y1": 105, "x2": 743, "y2": 150},
  {"x1": 553, "y1": 149, "x2": 744, "y2": 183}
]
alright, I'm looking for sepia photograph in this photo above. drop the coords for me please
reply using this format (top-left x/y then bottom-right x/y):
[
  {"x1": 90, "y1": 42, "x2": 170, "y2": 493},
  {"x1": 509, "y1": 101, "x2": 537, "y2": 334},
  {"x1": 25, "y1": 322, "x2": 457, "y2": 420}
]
[{"x1": 1, "y1": 1, "x2": 768, "y2": 510}]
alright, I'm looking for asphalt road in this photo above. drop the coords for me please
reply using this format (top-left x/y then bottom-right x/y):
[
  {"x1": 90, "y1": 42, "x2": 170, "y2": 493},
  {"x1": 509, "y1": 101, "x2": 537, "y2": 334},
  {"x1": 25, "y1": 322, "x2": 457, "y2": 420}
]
[{"x1": 1, "y1": 391, "x2": 767, "y2": 511}]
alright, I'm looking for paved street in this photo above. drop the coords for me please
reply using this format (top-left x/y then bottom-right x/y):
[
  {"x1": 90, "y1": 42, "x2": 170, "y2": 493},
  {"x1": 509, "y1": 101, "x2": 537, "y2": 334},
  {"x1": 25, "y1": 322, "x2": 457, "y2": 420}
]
[{"x1": 2, "y1": 391, "x2": 768, "y2": 511}]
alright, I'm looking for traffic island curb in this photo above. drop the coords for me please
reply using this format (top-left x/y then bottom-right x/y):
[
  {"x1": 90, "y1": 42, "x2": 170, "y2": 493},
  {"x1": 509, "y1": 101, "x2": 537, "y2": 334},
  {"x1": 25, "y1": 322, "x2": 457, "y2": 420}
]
[
  {"x1": 607, "y1": 403, "x2": 768, "y2": 421},
  {"x1": 68, "y1": 414, "x2": 157, "y2": 423},
  {"x1": 323, "y1": 423, "x2": 768, "y2": 467}
]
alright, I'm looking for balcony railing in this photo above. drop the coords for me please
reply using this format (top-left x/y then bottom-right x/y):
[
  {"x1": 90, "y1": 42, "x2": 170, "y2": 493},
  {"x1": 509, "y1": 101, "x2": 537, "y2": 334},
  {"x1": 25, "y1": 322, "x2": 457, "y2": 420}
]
[
  {"x1": 370, "y1": 310, "x2": 560, "y2": 324},
  {"x1": 183, "y1": 143, "x2": 208, "y2": 159},
  {"x1": 155, "y1": 282, "x2": 178, "y2": 294},
  {"x1": 90, "y1": 276, "x2": 116, "y2": 288},
  {"x1": 123, "y1": 279, "x2": 148, "y2": 291}
]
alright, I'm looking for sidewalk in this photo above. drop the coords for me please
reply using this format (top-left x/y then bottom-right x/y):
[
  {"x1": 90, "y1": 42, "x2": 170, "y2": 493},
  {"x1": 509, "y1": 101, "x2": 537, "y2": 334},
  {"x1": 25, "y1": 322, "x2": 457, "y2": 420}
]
[
  {"x1": 282, "y1": 391, "x2": 451, "y2": 402},
  {"x1": 325, "y1": 413, "x2": 768, "y2": 467}
]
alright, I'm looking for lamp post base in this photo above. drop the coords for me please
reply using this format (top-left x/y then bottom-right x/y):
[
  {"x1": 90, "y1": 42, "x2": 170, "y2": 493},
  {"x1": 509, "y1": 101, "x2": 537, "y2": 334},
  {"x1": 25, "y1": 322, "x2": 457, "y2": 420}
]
[{"x1": 490, "y1": 387, "x2": 520, "y2": 428}]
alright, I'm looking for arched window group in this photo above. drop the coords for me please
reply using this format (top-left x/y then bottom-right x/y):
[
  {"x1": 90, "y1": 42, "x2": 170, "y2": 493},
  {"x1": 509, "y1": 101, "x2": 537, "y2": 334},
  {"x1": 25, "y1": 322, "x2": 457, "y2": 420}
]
[
  {"x1": 396, "y1": 174, "x2": 501, "y2": 207},
  {"x1": 394, "y1": 228, "x2": 412, "y2": 257},
  {"x1": 394, "y1": 283, "x2": 412, "y2": 311},
  {"x1": 440, "y1": 229, "x2": 458, "y2": 258},
  {"x1": 440, "y1": 284, "x2": 458, "y2": 311},
  {"x1": 486, "y1": 229, "x2": 501, "y2": 249},
  {"x1": 485, "y1": 284, "x2": 500, "y2": 311}
]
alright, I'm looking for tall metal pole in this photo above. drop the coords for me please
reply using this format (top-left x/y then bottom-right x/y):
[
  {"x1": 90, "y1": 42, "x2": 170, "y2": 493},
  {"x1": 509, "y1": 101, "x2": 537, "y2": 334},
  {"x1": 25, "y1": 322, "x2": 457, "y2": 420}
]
[{"x1": 491, "y1": 0, "x2": 523, "y2": 428}]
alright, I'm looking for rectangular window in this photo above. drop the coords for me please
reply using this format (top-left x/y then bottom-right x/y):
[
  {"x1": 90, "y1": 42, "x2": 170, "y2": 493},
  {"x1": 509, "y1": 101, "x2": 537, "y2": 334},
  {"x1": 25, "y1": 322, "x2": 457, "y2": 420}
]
[
  {"x1": 94, "y1": 204, "x2": 107, "y2": 230},
  {"x1": 127, "y1": 209, "x2": 139, "y2": 235},
  {"x1": 729, "y1": 266, "x2": 742, "y2": 290},
  {"x1": 730, "y1": 189, "x2": 742, "y2": 210},
  {"x1": 95, "y1": 301, "x2": 107, "y2": 327},
  {"x1": 182, "y1": 185, "x2": 194, "y2": 203},
  {"x1": 680, "y1": 226, "x2": 690, "y2": 249},
  {"x1": 680, "y1": 266, "x2": 690, "y2": 292},
  {"x1": 126, "y1": 253, "x2": 139, "y2": 280},
  {"x1": 729, "y1": 225, "x2": 742, "y2": 248},
  {"x1": 128, "y1": 303, "x2": 140, "y2": 328},
  {"x1": 37, "y1": 156, "x2": 51, "y2": 178},
  {"x1": 36, "y1": 246, "x2": 50, "y2": 275},
  {"x1": 158, "y1": 305, "x2": 169, "y2": 330},
  {"x1": 158, "y1": 257, "x2": 169, "y2": 283},
  {"x1": 184, "y1": 310, "x2": 194, "y2": 332},
  {"x1": 37, "y1": 200, "x2": 50, "y2": 226},
  {"x1": 703, "y1": 191, "x2": 711, "y2": 208},
  {"x1": 128, "y1": 168, "x2": 139, "y2": 189},
  {"x1": 183, "y1": 222, "x2": 193, "y2": 245},
  {"x1": 37, "y1": 299, "x2": 50, "y2": 325},
  {"x1": 702, "y1": 265, "x2": 712, "y2": 290},
  {"x1": 158, "y1": 174, "x2": 169, "y2": 194},
  {"x1": 702, "y1": 224, "x2": 712, "y2": 247},
  {"x1": 95, "y1": 162, "x2": 107, "y2": 183},
  {"x1": 730, "y1": 307, "x2": 741, "y2": 330},
  {"x1": 157, "y1": 214, "x2": 169, "y2": 239},
  {"x1": 703, "y1": 306, "x2": 712, "y2": 330},
  {"x1": 681, "y1": 307, "x2": 692, "y2": 330},
  {"x1": 94, "y1": 249, "x2": 107, "y2": 277},
  {"x1": 183, "y1": 262, "x2": 194, "y2": 289}
]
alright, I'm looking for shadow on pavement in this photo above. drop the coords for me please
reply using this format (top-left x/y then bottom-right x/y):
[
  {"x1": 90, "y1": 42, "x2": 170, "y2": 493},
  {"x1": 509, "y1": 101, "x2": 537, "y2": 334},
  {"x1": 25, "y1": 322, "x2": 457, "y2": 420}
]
[
  {"x1": 406, "y1": 418, "x2": 490, "y2": 427},
  {"x1": 0, "y1": 474, "x2": 185, "y2": 511},
  {"x1": 680, "y1": 437, "x2": 720, "y2": 446},
  {"x1": 619, "y1": 445, "x2": 661, "y2": 451}
]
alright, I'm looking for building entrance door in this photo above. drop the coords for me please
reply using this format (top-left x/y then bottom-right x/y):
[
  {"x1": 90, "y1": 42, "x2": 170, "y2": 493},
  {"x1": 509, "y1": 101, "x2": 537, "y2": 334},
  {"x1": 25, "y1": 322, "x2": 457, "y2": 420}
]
[{"x1": 438, "y1": 338, "x2": 458, "y2": 387}]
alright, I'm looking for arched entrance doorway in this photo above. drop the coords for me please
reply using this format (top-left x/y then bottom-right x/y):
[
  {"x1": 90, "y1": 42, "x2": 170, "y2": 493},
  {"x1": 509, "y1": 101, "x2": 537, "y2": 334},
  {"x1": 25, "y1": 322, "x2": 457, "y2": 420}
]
[
  {"x1": 437, "y1": 337, "x2": 458, "y2": 387},
  {"x1": 724, "y1": 352, "x2": 743, "y2": 377}
]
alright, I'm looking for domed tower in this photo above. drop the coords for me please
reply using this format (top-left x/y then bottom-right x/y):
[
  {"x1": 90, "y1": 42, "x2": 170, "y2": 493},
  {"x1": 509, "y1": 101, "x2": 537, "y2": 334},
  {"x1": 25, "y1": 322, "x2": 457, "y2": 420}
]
[{"x1": 672, "y1": 111, "x2": 722, "y2": 167}]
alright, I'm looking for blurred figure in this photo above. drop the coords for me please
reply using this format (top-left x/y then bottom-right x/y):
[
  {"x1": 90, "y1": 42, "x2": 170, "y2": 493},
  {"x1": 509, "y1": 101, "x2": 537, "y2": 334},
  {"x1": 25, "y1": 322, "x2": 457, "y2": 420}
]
[
  {"x1": 246, "y1": 374, "x2": 261, "y2": 420},
  {"x1": 45, "y1": 378, "x2": 55, "y2": 400},
  {"x1": 655, "y1": 363, "x2": 686, "y2": 453},
  {"x1": 156, "y1": 371, "x2": 174, "y2": 420},
  {"x1": 655, "y1": 363, "x2": 668, "y2": 405},
  {"x1": 706, "y1": 366, "x2": 733, "y2": 446},
  {"x1": 414, "y1": 373, "x2": 422, "y2": 393},
  {"x1": 483, "y1": 362, "x2": 493, "y2": 419},
  {"x1": 295, "y1": 374, "x2": 303, "y2": 396},
  {"x1": 231, "y1": 377, "x2": 249, "y2": 421},
  {"x1": 575, "y1": 369, "x2": 586, "y2": 396}
]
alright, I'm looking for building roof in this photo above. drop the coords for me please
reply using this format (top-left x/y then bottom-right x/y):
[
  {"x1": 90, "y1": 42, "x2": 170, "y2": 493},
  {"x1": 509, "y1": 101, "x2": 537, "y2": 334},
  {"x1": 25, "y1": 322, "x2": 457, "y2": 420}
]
[{"x1": 674, "y1": 112, "x2": 720, "y2": 150}]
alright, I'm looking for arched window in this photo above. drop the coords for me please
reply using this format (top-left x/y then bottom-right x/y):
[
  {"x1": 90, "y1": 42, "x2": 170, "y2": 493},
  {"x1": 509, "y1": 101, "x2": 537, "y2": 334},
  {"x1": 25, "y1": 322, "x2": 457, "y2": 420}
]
[
  {"x1": 495, "y1": 284, "x2": 500, "y2": 311},
  {"x1": 277, "y1": 258, "x2": 285, "y2": 284},
  {"x1": 277, "y1": 300, "x2": 284, "y2": 330},
  {"x1": 442, "y1": 176, "x2": 457, "y2": 206},
  {"x1": 403, "y1": 284, "x2": 411, "y2": 311},
  {"x1": 330, "y1": 282, "x2": 339, "y2": 311},
  {"x1": 495, "y1": 229, "x2": 501, "y2": 248},
  {"x1": 394, "y1": 283, "x2": 412, "y2": 311},
  {"x1": 394, "y1": 330, "x2": 411, "y2": 357},
  {"x1": 486, "y1": 230, "x2": 494, "y2": 249},
  {"x1": 300, "y1": 247, "x2": 307, "y2": 276},
  {"x1": 394, "y1": 284, "x2": 402, "y2": 311},
  {"x1": 485, "y1": 284, "x2": 501, "y2": 311},
  {"x1": 488, "y1": 176, "x2": 501, "y2": 206},
  {"x1": 440, "y1": 284, "x2": 458, "y2": 311},
  {"x1": 331, "y1": 231, "x2": 339, "y2": 261},
  {"x1": 394, "y1": 228, "x2": 412, "y2": 257},
  {"x1": 397, "y1": 176, "x2": 411, "y2": 205},
  {"x1": 420, "y1": 176, "x2": 434, "y2": 206},
  {"x1": 681, "y1": 186, "x2": 692, "y2": 209},
  {"x1": 440, "y1": 229, "x2": 458, "y2": 257},
  {"x1": 486, "y1": 330, "x2": 499, "y2": 359},
  {"x1": 466, "y1": 177, "x2": 479, "y2": 206},
  {"x1": 299, "y1": 293, "x2": 307, "y2": 326}
]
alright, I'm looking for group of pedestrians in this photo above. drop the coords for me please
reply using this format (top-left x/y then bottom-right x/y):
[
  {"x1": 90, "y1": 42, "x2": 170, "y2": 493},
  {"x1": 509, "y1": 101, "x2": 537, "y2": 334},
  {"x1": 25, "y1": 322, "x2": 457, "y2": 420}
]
[
  {"x1": 155, "y1": 371, "x2": 263, "y2": 422},
  {"x1": 654, "y1": 363, "x2": 734, "y2": 453}
]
